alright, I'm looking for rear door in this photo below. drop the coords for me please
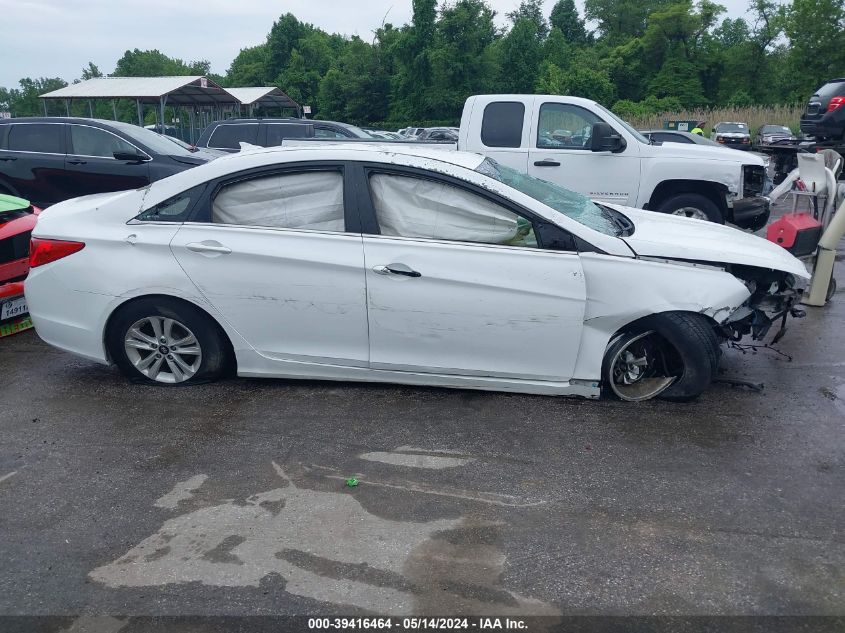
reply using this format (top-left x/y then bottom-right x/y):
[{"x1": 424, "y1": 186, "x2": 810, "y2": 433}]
[
  {"x1": 65, "y1": 124, "x2": 151, "y2": 197},
  {"x1": 263, "y1": 122, "x2": 314, "y2": 147},
  {"x1": 358, "y1": 167, "x2": 586, "y2": 381},
  {"x1": 0, "y1": 122, "x2": 67, "y2": 206},
  {"x1": 170, "y1": 163, "x2": 370, "y2": 367},
  {"x1": 527, "y1": 101, "x2": 641, "y2": 206}
]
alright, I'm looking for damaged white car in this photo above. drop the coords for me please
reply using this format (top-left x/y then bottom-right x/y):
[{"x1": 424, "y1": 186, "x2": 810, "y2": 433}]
[{"x1": 25, "y1": 146, "x2": 808, "y2": 401}]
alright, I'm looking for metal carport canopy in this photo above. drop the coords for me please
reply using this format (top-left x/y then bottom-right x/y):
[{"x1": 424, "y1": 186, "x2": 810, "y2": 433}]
[
  {"x1": 224, "y1": 87, "x2": 300, "y2": 112},
  {"x1": 39, "y1": 76, "x2": 236, "y2": 106}
]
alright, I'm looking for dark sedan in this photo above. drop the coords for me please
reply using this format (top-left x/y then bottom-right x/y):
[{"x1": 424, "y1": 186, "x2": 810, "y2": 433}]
[{"x1": 0, "y1": 118, "x2": 209, "y2": 208}]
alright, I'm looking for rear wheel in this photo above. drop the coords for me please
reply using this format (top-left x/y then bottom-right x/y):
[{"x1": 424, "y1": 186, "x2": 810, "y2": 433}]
[
  {"x1": 657, "y1": 193, "x2": 723, "y2": 224},
  {"x1": 107, "y1": 298, "x2": 228, "y2": 385},
  {"x1": 602, "y1": 312, "x2": 721, "y2": 402}
]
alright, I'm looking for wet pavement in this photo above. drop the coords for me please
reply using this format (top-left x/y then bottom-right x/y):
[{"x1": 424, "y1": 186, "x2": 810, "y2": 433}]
[{"x1": 0, "y1": 238, "x2": 843, "y2": 629}]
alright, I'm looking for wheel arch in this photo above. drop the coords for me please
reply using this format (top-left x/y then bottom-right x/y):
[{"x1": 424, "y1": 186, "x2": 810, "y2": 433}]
[
  {"x1": 647, "y1": 179, "x2": 728, "y2": 217},
  {"x1": 103, "y1": 293, "x2": 237, "y2": 375}
]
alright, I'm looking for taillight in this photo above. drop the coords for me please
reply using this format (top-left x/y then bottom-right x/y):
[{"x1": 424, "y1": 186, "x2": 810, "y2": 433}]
[
  {"x1": 29, "y1": 238, "x2": 85, "y2": 268},
  {"x1": 829, "y1": 96, "x2": 845, "y2": 112}
]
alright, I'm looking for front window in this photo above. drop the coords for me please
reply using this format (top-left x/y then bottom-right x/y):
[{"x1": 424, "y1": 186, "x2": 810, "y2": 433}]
[
  {"x1": 592, "y1": 104, "x2": 651, "y2": 145},
  {"x1": 109, "y1": 121, "x2": 195, "y2": 156},
  {"x1": 715, "y1": 123, "x2": 749, "y2": 133},
  {"x1": 70, "y1": 125, "x2": 138, "y2": 158},
  {"x1": 537, "y1": 103, "x2": 600, "y2": 150},
  {"x1": 477, "y1": 159, "x2": 628, "y2": 237}
]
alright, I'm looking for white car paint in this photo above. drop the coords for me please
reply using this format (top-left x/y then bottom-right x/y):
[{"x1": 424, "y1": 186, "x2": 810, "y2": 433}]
[{"x1": 26, "y1": 145, "x2": 808, "y2": 398}]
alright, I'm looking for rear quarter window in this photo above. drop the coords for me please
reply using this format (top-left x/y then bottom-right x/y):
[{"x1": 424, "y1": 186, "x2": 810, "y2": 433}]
[
  {"x1": 208, "y1": 124, "x2": 259, "y2": 150},
  {"x1": 481, "y1": 102, "x2": 525, "y2": 148}
]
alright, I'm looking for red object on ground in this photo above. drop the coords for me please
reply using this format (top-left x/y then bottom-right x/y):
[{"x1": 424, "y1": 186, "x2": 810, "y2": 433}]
[{"x1": 766, "y1": 212, "x2": 823, "y2": 257}]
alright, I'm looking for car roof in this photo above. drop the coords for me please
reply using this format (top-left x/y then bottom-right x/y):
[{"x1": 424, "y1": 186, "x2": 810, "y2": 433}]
[{"x1": 0, "y1": 116, "x2": 120, "y2": 126}]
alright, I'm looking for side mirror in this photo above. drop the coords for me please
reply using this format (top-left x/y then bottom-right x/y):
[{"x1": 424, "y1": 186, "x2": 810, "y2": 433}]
[
  {"x1": 590, "y1": 122, "x2": 626, "y2": 153},
  {"x1": 113, "y1": 150, "x2": 147, "y2": 162}
]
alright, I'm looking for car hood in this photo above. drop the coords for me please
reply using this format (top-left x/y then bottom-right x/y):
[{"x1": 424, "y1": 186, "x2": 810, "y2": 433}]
[
  {"x1": 648, "y1": 141, "x2": 764, "y2": 165},
  {"x1": 606, "y1": 205, "x2": 810, "y2": 279},
  {"x1": 715, "y1": 132, "x2": 751, "y2": 138}
]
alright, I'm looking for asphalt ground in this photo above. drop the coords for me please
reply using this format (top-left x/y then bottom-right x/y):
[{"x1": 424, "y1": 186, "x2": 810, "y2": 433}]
[{"x1": 0, "y1": 208, "x2": 843, "y2": 632}]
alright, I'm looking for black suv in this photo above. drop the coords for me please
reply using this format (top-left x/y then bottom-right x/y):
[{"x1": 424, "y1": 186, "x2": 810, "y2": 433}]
[
  {"x1": 800, "y1": 79, "x2": 845, "y2": 140},
  {"x1": 196, "y1": 118, "x2": 372, "y2": 152},
  {"x1": 0, "y1": 118, "x2": 209, "y2": 208}
]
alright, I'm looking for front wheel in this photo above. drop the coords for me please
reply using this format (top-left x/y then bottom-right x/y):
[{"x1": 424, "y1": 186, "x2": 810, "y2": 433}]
[
  {"x1": 657, "y1": 193, "x2": 724, "y2": 224},
  {"x1": 107, "y1": 298, "x2": 228, "y2": 385},
  {"x1": 602, "y1": 312, "x2": 721, "y2": 402}
]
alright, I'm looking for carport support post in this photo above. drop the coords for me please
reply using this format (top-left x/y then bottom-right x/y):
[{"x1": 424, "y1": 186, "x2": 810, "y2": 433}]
[
  {"x1": 42, "y1": 100, "x2": 47, "y2": 116},
  {"x1": 160, "y1": 95, "x2": 167, "y2": 134},
  {"x1": 65, "y1": 99, "x2": 70, "y2": 117},
  {"x1": 112, "y1": 100, "x2": 117, "y2": 121},
  {"x1": 88, "y1": 100, "x2": 93, "y2": 118},
  {"x1": 188, "y1": 109, "x2": 195, "y2": 144},
  {"x1": 136, "y1": 99, "x2": 143, "y2": 126}
]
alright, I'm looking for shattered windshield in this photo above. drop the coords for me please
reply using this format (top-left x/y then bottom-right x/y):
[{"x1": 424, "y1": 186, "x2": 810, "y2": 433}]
[{"x1": 477, "y1": 159, "x2": 624, "y2": 236}]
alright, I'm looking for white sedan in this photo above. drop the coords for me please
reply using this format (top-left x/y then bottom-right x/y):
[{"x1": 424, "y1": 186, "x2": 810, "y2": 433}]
[{"x1": 25, "y1": 145, "x2": 808, "y2": 401}]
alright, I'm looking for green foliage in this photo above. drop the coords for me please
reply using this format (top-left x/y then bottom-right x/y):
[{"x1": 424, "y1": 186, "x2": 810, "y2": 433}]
[{"x1": 0, "y1": 0, "x2": 836, "y2": 127}]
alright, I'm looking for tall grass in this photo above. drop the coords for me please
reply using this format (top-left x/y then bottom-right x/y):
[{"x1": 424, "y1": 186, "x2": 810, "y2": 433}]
[{"x1": 625, "y1": 104, "x2": 805, "y2": 135}]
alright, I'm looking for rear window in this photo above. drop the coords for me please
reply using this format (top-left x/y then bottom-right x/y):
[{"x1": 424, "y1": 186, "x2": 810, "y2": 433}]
[
  {"x1": 266, "y1": 123, "x2": 312, "y2": 146},
  {"x1": 481, "y1": 102, "x2": 524, "y2": 148},
  {"x1": 815, "y1": 81, "x2": 845, "y2": 99},
  {"x1": 7, "y1": 124, "x2": 63, "y2": 153},
  {"x1": 208, "y1": 124, "x2": 259, "y2": 150}
]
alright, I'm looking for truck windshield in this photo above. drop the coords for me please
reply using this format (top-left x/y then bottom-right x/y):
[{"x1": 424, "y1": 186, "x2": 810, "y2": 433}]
[{"x1": 477, "y1": 159, "x2": 623, "y2": 236}]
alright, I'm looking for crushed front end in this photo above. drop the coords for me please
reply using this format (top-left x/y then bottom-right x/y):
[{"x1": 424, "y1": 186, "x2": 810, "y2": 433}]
[{"x1": 721, "y1": 266, "x2": 806, "y2": 343}]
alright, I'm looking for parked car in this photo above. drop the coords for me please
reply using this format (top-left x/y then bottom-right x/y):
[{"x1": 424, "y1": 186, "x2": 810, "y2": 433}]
[
  {"x1": 800, "y1": 79, "x2": 845, "y2": 140},
  {"x1": 710, "y1": 122, "x2": 752, "y2": 149},
  {"x1": 458, "y1": 96, "x2": 770, "y2": 229},
  {"x1": 369, "y1": 130, "x2": 402, "y2": 140},
  {"x1": 398, "y1": 127, "x2": 425, "y2": 138},
  {"x1": 755, "y1": 125, "x2": 796, "y2": 145},
  {"x1": 196, "y1": 118, "x2": 372, "y2": 153},
  {"x1": 640, "y1": 130, "x2": 725, "y2": 146},
  {"x1": 418, "y1": 127, "x2": 459, "y2": 142},
  {"x1": 0, "y1": 118, "x2": 209, "y2": 208},
  {"x1": 26, "y1": 145, "x2": 807, "y2": 401},
  {"x1": 0, "y1": 193, "x2": 39, "y2": 336}
]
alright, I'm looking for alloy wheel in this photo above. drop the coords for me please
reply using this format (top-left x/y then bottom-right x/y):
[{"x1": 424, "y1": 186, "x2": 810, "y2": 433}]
[
  {"x1": 123, "y1": 316, "x2": 202, "y2": 384},
  {"x1": 608, "y1": 330, "x2": 679, "y2": 401}
]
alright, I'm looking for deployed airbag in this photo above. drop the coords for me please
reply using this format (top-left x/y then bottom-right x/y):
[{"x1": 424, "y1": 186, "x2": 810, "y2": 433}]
[
  {"x1": 369, "y1": 173, "x2": 518, "y2": 243},
  {"x1": 213, "y1": 171, "x2": 344, "y2": 231}
]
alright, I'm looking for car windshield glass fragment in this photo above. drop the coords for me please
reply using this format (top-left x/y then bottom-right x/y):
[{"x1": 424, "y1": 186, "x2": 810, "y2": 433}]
[{"x1": 478, "y1": 160, "x2": 619, "y2": 236}]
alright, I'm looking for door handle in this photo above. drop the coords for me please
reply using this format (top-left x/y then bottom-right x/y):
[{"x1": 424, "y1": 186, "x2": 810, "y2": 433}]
[
  {"x1": 186, "y1": 241, "x2": 232, "y2": 255},
  {"x1": 533, "y1": 159, "x2": 561, "y2": 167},
  {"x1": 0, "y1": 156, "x2": 17, "y2": 162},
  {"x1": 67, "y1": 159, "x2": 87, "y2": 165},
  {"x1": 373, "y1": 263, "x2": 421, "y2": 278}
]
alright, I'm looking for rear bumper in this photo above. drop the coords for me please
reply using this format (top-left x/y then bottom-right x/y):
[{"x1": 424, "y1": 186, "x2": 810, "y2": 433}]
[
  {"x1": 731, "y1": 196, "x2": 771, "y2": 231},
  {"x1": 800, "y1": 112, "x2": 843, "y2": 138}
]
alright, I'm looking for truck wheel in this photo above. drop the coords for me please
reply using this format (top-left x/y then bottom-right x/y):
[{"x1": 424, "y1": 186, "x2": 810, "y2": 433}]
[
  {"x1": 602, "y1": 312, "x2": 721, "y2": 402},
  {"x1": 657, "y1": 194, "x2": 723, "y2": 224}
]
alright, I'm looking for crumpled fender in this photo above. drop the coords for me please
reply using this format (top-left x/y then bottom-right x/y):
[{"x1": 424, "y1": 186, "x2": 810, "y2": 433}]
[{"x1": 572, "y1": 253, "x2": 750, "y2": 381}]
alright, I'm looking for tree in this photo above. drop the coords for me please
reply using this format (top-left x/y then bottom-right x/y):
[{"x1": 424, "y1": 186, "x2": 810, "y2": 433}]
[
  {"x1": 226, "y1": 45, "x2": 269, "y2": 87},
  {"x1": 81, "y1": 62, "x2": 103, "y2": 81},
  {"x1": 783, "y1": 0, "x2": 845, "y2": 100},
  {"x1": 508, "y1": 0, "x2": 549, "y2": 39},
  {"x1": 549, "y1": 0, "x2": 587, "y2": 44},
  {"x1": 113, "y1": 49, "x2": 209, "y2": 77},
  {"x1": 497, "y1": 18, "x2": 543, "y2": 93},
  {"x1": 537, "y1": 62, "x2": 616, "y2": 104}
]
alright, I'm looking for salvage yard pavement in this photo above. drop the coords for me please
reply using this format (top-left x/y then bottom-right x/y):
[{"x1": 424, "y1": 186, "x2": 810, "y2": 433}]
[{"x1": 0, "y1": 256, "x2": 843, "y2": 631}]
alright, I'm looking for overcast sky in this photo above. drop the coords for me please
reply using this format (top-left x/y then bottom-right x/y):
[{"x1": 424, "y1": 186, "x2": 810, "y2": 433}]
[{"x1": 0, "y1": 0, "x2": 754, "y2": 89}]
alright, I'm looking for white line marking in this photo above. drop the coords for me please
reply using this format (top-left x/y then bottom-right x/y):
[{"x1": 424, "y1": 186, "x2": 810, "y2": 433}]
[{"x1": 0, "y1": 471, "x2": 17, "y2": 484}]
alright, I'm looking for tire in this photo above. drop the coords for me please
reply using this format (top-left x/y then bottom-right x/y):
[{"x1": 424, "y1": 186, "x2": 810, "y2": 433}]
[
  {"x1": 107, "y1": 297, "x2": 228, "y2": 386},
  {"x1": 657, "y1": 193, "x2": 724, "y2": 224},
  {"x1": 602, "y1": 312, "x2": 721, "y2": 402}
]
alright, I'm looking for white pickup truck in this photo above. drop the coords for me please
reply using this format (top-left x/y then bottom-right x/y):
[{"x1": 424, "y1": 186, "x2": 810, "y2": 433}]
[{"x1": 458, "y1": 95, "x2": 770, "y2": 230}]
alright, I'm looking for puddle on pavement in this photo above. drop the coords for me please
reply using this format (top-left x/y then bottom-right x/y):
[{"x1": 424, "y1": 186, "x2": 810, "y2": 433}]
[{"x1": 90, "y1": 462, "x2": 557, "y2": 615}]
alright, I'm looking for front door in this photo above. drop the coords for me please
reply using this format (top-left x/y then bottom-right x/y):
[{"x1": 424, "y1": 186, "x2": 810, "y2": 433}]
[
  {"x1": 170, "y1": 166, "x2": 369, "y2": 367},
  {"x1": 360, "y1": 170, "x2": 586, "y2": 381},
  {"x1": 527, "y1": 101, "x2": 641, "y2": 206},
  {"x1": 65, "y1": 124, "x2": 150, "y2": 197}
]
